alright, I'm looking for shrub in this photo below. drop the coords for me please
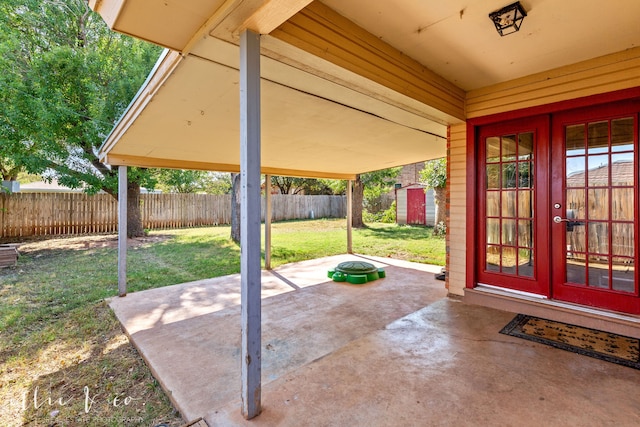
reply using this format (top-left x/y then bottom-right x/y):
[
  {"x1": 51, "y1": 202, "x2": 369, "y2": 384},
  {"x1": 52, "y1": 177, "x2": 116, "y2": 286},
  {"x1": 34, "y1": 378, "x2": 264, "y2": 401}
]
[{"x1": 363, "y1": 201, "x2": 396, "y2": 224}]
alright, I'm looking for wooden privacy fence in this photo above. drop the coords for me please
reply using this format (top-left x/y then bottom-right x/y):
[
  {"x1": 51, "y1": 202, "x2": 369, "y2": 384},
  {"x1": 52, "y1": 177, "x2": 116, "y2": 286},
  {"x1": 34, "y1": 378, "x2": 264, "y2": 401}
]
[
  {"x1": 0, "y1": 193, "x2": 346, "y2": 239},
  {"x1": 141, "y1": 193, "x2": 232, "y2": 230},
  {"x1": 0, "y1": 193, "x2": 119, "y2": 237},
  {"x1": 268, "y1": 194, "x2": 345, "y2": 222}
]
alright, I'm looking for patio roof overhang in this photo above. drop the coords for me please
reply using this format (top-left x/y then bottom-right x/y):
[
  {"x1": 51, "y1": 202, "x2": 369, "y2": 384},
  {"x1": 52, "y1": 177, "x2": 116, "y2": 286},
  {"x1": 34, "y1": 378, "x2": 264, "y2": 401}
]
[
  {"x1": 91, "y1": 0, "x2": 640, "y2": 179},
  {"x1": 92, "y1": 0, "x2": 467, "y2": 179},
  {"x1": 100, "y1": 38, "x2": 454, "y2": 180}
]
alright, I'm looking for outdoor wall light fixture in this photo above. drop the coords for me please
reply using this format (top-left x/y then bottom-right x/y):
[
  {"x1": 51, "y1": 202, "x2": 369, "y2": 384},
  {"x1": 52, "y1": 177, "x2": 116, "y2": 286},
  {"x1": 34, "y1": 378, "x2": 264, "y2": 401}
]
[{"x1": 489, "y1": 1, "x2": 527, "y2": 36}]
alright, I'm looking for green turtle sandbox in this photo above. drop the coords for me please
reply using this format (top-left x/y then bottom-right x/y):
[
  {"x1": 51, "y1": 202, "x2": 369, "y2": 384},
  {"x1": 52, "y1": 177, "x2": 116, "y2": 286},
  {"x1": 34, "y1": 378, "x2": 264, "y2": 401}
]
[{"x1": 328, "y1": 260, "x2": 385, "y2": 285}]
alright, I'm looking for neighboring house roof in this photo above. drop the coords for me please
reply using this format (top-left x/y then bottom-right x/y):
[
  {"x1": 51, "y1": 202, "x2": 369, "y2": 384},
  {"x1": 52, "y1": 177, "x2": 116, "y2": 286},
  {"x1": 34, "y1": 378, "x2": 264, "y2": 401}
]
[
  {"x1": 18, "y1": 180, "x2": 159, "y2": 194},
  {"x1": 566, "y1": 160, "x2": 635, "y2": 187},
  {"x1": 19, "y1": 180, "x2": 84, "y2": 193}
]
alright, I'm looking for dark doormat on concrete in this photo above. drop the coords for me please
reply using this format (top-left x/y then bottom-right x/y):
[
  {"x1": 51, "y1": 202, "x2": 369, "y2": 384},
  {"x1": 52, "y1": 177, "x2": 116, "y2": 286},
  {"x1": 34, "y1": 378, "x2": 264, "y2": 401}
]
[{"x1": 500, "y1": 314, "x2": 640, "y2": 370}]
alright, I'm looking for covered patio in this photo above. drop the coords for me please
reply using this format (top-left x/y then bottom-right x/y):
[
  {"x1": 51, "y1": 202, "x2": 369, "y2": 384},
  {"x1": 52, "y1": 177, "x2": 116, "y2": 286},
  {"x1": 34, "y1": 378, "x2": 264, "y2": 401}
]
[
  {"x1": 111, "y1": 254, "x2": 640, "y2": 426},
  {"x1": 89, "y1": 0, "x2": 640, "y2": 422}
]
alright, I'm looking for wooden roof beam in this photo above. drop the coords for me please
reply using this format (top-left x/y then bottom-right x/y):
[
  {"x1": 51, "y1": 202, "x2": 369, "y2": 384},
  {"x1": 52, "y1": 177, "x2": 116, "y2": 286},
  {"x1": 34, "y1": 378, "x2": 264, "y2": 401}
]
[{"x1": 271, "y1": 1, "x2": 466, "y2": 121}]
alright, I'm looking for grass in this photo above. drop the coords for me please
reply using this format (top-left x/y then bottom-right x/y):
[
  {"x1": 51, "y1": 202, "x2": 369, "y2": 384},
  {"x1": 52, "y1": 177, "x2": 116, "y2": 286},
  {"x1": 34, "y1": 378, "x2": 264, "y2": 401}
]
[{"x1": 0, "y1": 219, "x2": 444, "y2": 426}]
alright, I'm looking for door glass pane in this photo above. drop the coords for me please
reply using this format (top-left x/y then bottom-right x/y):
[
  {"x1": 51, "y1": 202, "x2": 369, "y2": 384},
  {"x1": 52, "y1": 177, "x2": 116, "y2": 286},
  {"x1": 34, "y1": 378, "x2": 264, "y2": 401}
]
[
  {"x1": 519, "y1": 249, "x2": 534, "y2": 277},
  {"x1": 487, "y1": 218, "x2": 500, "y2": 244},
  {"x1": 566, "y1": 124, "x2": 585, "y2": 155},
  {"x1": 611, "y1": 257, "x2": 635, "y2": 293},
  {"x1": 587, "y1": 155, "x2": 609, "y2": 186},
  {"x1": 612, "y1": 223, "x2": 634, "y2": 257},
  {"x1": 611, "y1": 153, "x2": 634, "y2": 185},
  {"x1": 566, "y1": 189, "x2": 585, "y2": 219},
  {"x1": 588, "y1": 222, "x2": 609, "y2": 255},
  {"x1": 566, "y1": 257, "x2": 586, "y2": 285},
  {"x1": 486, "y1": 164, "x2": 500, "y2": 189},
  {"x1": 518, "y1": 190, "x2": 533, "y2": 218},
  {"x1": 501, "y1": 191, "x2": 516, "y2": 217},
  {"x1": 486, "y1": 245, "x2": 501, "y2": 272},
  {"x1": 588, "y1": 256, "x2": 609, "y2": 288},
  {"x1": 566, "y1": 156, "x2": 585, "y2": 187},
  {"x1": 518, "y1": 162, "x2": 532, "y2": 188},
  {"x1": 486, "y1": 191, "x2": 500, "y2": 217},
  {"x1": 502, "y1": 219, "x2": 517, "y2": 245},
  {"x1": 502, "y1": 164, "x2": 517, "y2": 188},
  {"x1": 519, "y1": 132, "x2": 534, "y2": 159},
  {"x1": 611, "y1": 117, "x2": 634, "y2": 152},
  {"x1": 567, "y1": 219, "x2": 586, "y2": 253},
  {"x1": 588, "y1": 188, "x2": 608, "y2": 220},
  {"x1": 587, "y1": 121, "x2": 609, "y2": 154},
  {"x1": 502, "y1": 246, "x2": 517, "y2": 274},
  {"x1": 518, "y1": 220, "x2": 533, "y2": 248},
  {"x1": 487, "y1": 137, "x2": 501, "y2": 162},
  {"x1": 502, "y1": 135, "x2": 517, "y2": 161},
  {"x1": 612, "y1": 188, "x2": 633, "y2": 220}
]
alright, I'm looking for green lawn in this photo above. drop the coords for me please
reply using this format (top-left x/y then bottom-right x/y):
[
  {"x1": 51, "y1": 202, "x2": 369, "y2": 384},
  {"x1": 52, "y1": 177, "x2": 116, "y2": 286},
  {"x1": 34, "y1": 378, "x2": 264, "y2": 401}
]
[{"x1": 0, "y1": 219, "x2": 444, "y2": 426}]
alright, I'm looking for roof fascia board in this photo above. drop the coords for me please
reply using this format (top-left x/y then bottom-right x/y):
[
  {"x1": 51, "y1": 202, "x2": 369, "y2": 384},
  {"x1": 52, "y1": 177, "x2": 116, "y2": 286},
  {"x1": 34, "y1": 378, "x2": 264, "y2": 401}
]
[
  {"x1": 98, "y1": 49, "x2": 183, "y2": 160},
  {"x1": 91, "y1": 0, "x2": 317, "y2": 53},
  {"x1": 88, "y1": 0, "x2": 124, "y2": 29},
  {"x1": 104, "y1": 154, "x2": 357, "y2": 180}
]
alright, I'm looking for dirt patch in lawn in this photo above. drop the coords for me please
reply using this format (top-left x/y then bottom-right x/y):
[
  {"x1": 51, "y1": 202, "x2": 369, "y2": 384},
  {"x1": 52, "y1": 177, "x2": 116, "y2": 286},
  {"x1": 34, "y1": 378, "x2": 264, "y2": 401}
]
[{"x1": 11, "y1": 234, "x2": 171, "y2": 257}]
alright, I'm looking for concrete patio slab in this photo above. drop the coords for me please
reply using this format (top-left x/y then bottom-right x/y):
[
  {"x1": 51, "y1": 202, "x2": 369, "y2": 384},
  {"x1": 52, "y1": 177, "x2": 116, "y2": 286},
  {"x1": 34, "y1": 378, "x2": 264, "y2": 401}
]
[
  {"x1": 110, "y1": 255, "x2": 640, "y2": 426},
  {"x1": 210, "y1": 299, "x2": 640, "y2": 427},
  {"x1": 109, "y1": 254, "x2": 446, "y2": 422}
]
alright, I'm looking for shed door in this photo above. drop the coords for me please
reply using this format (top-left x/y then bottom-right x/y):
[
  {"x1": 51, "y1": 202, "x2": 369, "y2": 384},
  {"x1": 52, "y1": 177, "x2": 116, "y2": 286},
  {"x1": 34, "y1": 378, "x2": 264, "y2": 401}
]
[{"x1": 407, "y1": 188, "x2": 426, "y2": 225}]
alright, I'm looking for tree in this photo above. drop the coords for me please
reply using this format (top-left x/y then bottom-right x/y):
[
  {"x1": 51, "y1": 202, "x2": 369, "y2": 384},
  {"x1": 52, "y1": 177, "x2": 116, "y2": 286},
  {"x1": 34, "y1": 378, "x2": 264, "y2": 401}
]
[
  {"x1": 202, "y1": 173, "x2": 232, "y2": 195},
  {"x1": 316, "y1": 169, "x2": 401, "y2": 227},
  {"x1": 0, "y1": 0, "x2": 161, "y2": 237},
  {"x1": 155, "y1": 170, "x2": 231, "y2": 194},
  {"x1": 349, "y1": 168, "x2": 401, "y2": 228},
  {"x1": 320, "y1": 167, "x2": 402, "y2": 228},
  {"x1": 0, "y1": 158, "x2": 21, "y2": 181},
  {"x1": 420, "y1": 158, "x2": 447, "y2": 233},
  {"x1": 270, "y1": 176, "x2": 334, "y2": 195}
]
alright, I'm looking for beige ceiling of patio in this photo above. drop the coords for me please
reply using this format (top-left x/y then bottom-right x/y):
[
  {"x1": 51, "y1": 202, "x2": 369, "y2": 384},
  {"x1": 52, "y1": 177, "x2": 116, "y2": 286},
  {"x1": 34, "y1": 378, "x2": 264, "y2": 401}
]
[
  {"x1": 100, "y1": 37, "x2": 452, "y2": 179},
  {"x1": 91, "y1": 0, "x2": 640, "y2": 178}
]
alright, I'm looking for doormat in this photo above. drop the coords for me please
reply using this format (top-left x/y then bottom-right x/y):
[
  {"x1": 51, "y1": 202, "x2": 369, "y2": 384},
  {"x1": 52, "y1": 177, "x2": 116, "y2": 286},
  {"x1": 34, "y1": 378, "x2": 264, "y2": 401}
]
[{"x1": 500, "y1": 314, "x2": 640, "y2": 370}]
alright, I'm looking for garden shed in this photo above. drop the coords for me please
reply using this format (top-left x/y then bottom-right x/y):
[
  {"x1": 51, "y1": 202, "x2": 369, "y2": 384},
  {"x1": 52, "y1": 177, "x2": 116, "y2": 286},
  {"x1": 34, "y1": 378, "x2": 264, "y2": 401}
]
[{"x1": 395, "y1": 184, "x2": 435, "y2": 226}]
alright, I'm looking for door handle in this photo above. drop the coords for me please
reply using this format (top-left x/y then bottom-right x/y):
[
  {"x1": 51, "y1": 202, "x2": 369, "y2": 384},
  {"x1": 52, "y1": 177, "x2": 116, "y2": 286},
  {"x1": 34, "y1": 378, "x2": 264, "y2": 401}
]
[{"x1": 553, "y1": 216, "x2": 569, "y2": 223}]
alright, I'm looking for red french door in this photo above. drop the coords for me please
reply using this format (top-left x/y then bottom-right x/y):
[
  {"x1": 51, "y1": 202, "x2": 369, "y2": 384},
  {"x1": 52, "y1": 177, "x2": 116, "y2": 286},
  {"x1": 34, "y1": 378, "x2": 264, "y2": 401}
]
[
  {"x1": 551, "y1": 104, "x2": 640, "y2": 313},
  {"x1": 477, "y1": 116, "x2": 550, "y2": 296}
]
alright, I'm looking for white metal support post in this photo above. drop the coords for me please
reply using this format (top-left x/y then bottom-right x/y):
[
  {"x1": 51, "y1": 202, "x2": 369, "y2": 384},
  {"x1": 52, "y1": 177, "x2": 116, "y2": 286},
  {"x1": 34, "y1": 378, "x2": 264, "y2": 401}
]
[
  {"x1": 240, "y1": 29, "x2": 262, "y2": 419},
  {"x1": 117, "y1": 165, "x2": 128, "y2": 297},
  {"x1": 347, "y1": 179, "x2": 353, "y2": 254},
  {"x1": 265, "y1": 174, "x2": 272, "y2": 270}
]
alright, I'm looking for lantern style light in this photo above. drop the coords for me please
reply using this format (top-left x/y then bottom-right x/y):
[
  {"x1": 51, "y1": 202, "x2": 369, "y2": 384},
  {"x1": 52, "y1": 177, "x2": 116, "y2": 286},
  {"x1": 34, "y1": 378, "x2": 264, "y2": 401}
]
[{"x1": 489, "y1": 2, "x2": 527, "y2": 36}]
